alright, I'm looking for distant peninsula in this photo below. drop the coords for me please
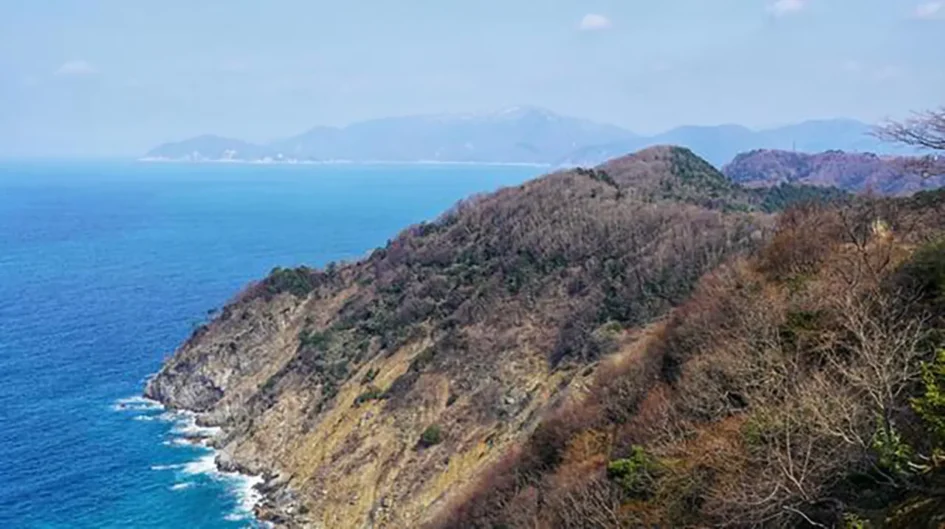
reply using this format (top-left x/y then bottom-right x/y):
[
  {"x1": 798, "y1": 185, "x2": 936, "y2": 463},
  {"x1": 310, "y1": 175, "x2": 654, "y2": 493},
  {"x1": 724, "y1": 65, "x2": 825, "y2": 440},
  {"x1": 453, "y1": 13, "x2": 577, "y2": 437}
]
[{"x1": 142, "y1": 107, "x2": 912, "y2": 168}]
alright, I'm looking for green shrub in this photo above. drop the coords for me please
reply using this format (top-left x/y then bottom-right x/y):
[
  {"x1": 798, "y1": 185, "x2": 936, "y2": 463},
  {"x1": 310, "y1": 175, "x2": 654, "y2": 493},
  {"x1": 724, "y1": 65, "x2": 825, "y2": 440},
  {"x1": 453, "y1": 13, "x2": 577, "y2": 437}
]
[
  {"x1": 419, "y1": 424, "x2": 443, "y2": 447},
  {"x1": 322, "y1": 380, "x2": 338, "y2": 400},
  {"x1": 299, "y1": 330, "x2": 331, "y2": 350},
  {"x1": 843, "y1": 513, "x2": 870, "y2": 529},
  {"x1": 409, "y1": 347, "x2": 437, "y2": 372},
  {"x1": 265, "y1": 266, "x2": 318, "y2": 298},
  {"x1": 361, "y1": 367, "x2": 379, "y2": 385},
  {"x1": 900, "y1": 239, "x2": 945, "y2": 306},
  {"x1": 871, "y1": 420, "x2": 914, "y2": 476},
  {"x1": 354, "y1": 385, "x2": 385, "y2": 406},
  {"x1": 742, "y1": 418, "x2": 766, "y2": 447},
  {"x1": 575, "y1": 167, "x2": 618, "y2": 188},
  {"x1": 606, "y1": 445, "x2": 660, "y2": 498},
  {"x1": 911, "y1": 349, "x2": 945, "y2": 443},
  {"x1": 592, "y1": 169, "x2": 617, "y2": 187}
]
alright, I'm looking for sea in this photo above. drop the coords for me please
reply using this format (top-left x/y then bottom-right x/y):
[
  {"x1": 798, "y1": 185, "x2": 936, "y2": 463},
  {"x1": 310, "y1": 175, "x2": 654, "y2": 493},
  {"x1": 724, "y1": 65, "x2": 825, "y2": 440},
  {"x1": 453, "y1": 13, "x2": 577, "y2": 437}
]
[{"x1": 0, "y1": 161, "x2": 540, "y2": 528}]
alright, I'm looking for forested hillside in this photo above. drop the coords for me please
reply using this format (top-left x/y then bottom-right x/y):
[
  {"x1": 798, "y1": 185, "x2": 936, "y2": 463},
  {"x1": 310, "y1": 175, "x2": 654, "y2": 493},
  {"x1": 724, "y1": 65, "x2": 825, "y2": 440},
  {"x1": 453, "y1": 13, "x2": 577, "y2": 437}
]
[
  {"x1": 434, "y1": 189, "x2": 945, "y2": 529},
  {"x1": 724, "y1": 149, "x2": 945, "y2": 195},
  {"x1": 143, "y1": 146, "x2": 944, "y2": 529}
]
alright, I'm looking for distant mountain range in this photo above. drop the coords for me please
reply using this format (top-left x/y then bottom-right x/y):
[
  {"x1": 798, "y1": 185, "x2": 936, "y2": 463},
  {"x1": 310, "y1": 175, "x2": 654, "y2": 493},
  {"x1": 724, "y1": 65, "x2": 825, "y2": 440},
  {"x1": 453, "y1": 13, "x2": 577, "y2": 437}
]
[
  {"x1": 144, "y1": 106, "x2": 914, "y2": 167},
  {"x1": 561, "y1": 119, "x2": 914, "y2": 168},
  {"x1": 144, "y1": 106, "x2": 635, "y2": 166},
  {"x1": 723, "y1": 149, "x2": 945, "y2": 195}
]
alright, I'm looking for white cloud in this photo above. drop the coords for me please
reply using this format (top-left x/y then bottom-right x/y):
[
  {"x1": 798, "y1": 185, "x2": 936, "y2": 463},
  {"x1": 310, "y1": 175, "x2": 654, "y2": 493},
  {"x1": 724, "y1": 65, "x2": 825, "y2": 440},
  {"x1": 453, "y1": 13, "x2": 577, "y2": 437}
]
[
  {"x1": 579, "y1": 14, "x2": 612, "y2": 31},
  {"x1": 54, "y1": 60, "x2": 96, "y2": 76},
  {"x1": 914, "y1": 2, "x2": 943, "y2": 18},
  {"x1": 768, "y1": 0, "x2": 808, "y2": 16}
]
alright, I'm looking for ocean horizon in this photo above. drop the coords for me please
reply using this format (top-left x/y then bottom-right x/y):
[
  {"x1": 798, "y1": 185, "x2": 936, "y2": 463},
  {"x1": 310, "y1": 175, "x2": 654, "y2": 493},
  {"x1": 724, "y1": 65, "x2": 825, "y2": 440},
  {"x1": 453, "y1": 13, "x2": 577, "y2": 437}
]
[{"x1": 0, "y1": 160, "x2": 540, "y2": 528}]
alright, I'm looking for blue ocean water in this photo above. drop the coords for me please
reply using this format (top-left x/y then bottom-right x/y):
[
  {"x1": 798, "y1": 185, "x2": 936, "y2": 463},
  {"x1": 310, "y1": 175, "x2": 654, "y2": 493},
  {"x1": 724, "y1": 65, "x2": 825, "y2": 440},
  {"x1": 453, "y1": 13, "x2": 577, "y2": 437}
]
[{"x1": 0, "y1": 161, "x2": 539, "y2": 528}]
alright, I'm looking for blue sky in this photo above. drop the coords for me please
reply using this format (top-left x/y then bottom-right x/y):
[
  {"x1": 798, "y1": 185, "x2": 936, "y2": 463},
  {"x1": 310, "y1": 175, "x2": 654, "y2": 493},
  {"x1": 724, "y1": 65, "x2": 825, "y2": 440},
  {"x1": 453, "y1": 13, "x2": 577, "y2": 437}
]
[{"x1": 1, "y1": 0, "x2": 943, "y2": 156}]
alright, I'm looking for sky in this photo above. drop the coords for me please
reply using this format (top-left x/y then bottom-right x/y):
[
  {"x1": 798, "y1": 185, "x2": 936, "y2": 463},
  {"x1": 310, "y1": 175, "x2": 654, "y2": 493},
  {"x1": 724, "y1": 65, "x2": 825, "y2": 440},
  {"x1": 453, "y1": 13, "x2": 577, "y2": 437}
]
[{"x1": 1, "y1": 0, "x2": 943, "y2": 157}]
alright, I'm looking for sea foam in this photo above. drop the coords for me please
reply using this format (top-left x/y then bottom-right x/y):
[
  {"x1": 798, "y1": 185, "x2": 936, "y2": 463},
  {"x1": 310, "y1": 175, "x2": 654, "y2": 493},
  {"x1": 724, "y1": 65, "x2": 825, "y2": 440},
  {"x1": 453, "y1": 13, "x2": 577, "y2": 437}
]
[
  {"x1": 150, "y1": 463, "x2": 185, "y2": 471},
  {"x1": 160, "y1": 411, "x2": 264, "y2": 523},
  {"x1": 118, "y1": 393, "x2": 264, "y2": 521},
  {"x1": 182, "y1": 453, "x2": 218, "y2": 476},
  {"x1": 226, "y1": 471, "x2": 264, "y2": 517},
  {"x1": 166, "y1": 410, "x2": 222, "y2": 439},
  {"x1": 111, "y1": 395, "x2": 164, "y2": 412},
  {"x1": 171, "y1": 419, "x2": 222, "y2": 439}
]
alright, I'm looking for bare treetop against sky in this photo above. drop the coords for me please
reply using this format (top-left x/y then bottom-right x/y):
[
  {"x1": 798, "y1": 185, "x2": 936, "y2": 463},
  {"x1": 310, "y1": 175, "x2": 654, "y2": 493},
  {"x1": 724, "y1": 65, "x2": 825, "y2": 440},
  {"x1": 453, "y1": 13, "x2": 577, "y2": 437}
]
[{"x1": 1, "y1": 0, "x2": 943, "y2": 156}]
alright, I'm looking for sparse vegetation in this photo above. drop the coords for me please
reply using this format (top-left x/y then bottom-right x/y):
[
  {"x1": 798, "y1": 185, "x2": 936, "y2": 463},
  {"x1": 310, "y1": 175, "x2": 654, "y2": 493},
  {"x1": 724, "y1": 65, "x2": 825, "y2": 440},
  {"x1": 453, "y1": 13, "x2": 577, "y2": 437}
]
[
  {"x1": 606, "y1": 446, "x2": 660, "y2": 498},
  {"x1": 419, "y1": 424, "x2": 443, "y2": 447},
  {"x1": 151, "y1": 146, "x2": 945, "y2": 529},
  {"x1": 354, "y1": 385, "x2": 385, "y2": 406},
  {"x1": 264, "y1": 266, "x2": 319, "y2": 297},
  {"x1": 724, "y1": 149, "x2": 945, "y2": 195},
  {"x1": 575, "y1": 167, "x2": 617, "y2": 187},
  {"x1": 434, "y1": 191, "x2": 945, "y2": 529},
  {"x1": 299, "y1": 329, "x2": 330, "y2": 350},
  {"x1": 360, "y1": 367, "x2": 379, "y2": 385}
]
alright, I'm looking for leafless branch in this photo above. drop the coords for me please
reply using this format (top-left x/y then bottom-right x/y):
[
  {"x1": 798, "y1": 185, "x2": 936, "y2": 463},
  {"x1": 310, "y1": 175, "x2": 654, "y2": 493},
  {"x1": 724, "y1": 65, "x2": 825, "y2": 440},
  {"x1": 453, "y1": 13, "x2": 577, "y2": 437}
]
[{"x1": 874, "y1": 107, "x2": 945, "y2": 152}]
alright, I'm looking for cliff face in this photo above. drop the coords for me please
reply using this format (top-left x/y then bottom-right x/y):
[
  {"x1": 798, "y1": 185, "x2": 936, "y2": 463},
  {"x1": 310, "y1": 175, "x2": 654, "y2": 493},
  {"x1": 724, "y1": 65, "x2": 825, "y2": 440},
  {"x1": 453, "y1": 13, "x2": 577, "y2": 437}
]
[
  {"x1": 722, "y1": 148, "x2": 945, "y2": 195},
  {"x1": 145, "y1": 147, "x2": 836, "y2": 528}
]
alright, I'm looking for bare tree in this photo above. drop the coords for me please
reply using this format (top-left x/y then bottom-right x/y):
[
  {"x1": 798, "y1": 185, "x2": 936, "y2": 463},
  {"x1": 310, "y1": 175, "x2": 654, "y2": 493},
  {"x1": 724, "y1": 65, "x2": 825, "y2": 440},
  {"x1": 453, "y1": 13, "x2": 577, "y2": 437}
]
[
  {"x1": 545, "y1": 477, "x2": 626, "y2": 529},
  {"x1": 876, "y1": 107, "x2": 945, "y2": 152},
  {"x1": 875, "y1": 107, "x2": 945, "y2": 178}
]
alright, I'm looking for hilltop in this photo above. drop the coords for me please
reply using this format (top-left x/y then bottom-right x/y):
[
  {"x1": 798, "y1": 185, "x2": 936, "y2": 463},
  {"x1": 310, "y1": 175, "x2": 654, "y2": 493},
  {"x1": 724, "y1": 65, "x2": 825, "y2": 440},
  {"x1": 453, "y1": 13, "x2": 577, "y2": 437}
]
[
  {"x1": 723, "y1": 149, "x2": 945, "y2": 195},
  {"x1": 560, "y1": 118, "x2": 906, "y2": 167}
]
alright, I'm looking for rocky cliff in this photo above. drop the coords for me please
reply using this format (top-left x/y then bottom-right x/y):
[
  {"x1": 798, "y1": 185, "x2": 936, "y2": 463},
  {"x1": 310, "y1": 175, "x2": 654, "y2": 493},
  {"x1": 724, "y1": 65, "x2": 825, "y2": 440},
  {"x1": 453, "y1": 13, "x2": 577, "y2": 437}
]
[{"x1": 145, "y1": 147, "x2": 839, "y2": 528}]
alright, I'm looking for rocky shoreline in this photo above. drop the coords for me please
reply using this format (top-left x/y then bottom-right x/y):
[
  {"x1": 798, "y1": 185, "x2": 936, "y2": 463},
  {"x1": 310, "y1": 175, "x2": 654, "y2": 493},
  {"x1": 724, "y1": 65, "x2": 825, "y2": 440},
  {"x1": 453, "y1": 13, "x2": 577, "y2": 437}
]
[
  {"x1": 142, "y1": 388, "x2": 303, "y2": 528},
  {"x1": 213, "y1": 448, "x2": 304, "y2": 527}
]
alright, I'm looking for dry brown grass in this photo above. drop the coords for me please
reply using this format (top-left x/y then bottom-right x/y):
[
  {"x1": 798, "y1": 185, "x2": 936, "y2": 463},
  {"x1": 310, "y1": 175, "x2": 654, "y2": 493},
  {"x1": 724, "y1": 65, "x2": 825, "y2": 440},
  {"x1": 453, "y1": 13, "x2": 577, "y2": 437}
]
[{"x1": 431, "y1": 193, "x2": 945, "y2": 529}]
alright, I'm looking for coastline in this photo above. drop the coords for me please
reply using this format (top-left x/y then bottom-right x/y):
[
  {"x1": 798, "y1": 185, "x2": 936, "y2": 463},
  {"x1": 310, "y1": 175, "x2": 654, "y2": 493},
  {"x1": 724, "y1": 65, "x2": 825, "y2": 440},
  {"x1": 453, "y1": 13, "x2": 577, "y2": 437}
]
[
  {"x1": 137, "y1": 156, "x2": 553, "y2": 168},
  {"x1": 115, "y1": 395, "x2": 275, "y2": 527}
]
